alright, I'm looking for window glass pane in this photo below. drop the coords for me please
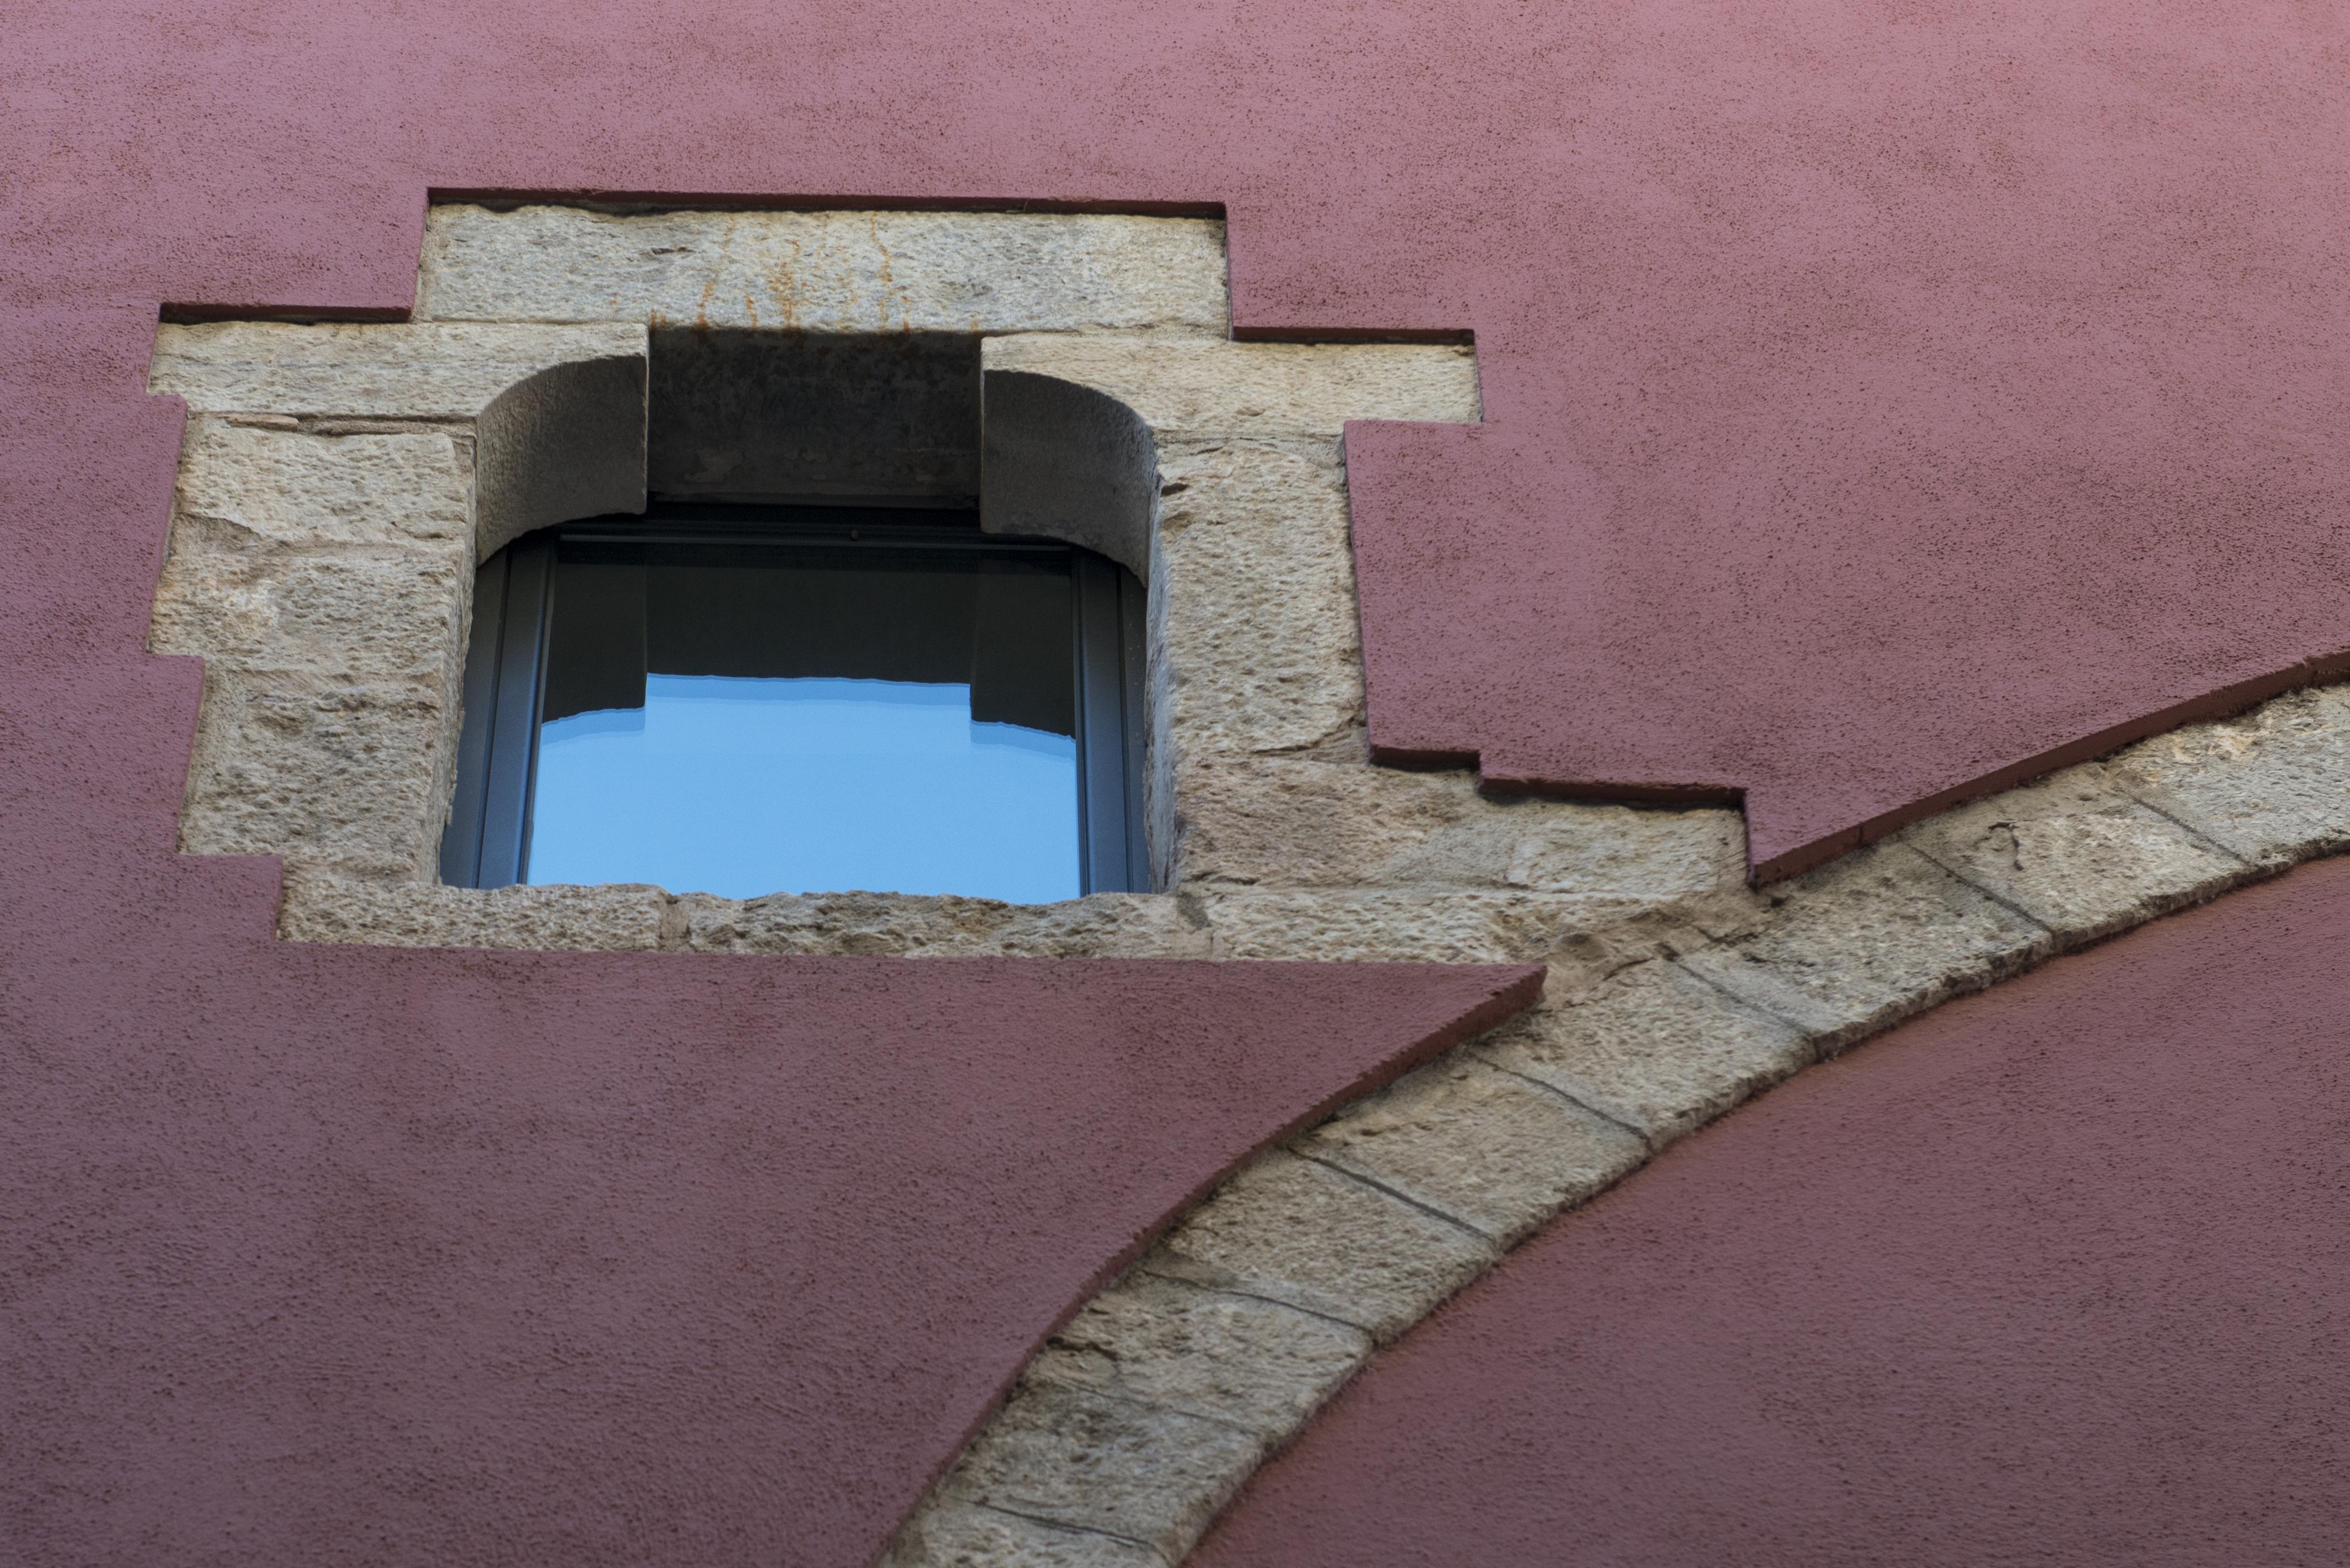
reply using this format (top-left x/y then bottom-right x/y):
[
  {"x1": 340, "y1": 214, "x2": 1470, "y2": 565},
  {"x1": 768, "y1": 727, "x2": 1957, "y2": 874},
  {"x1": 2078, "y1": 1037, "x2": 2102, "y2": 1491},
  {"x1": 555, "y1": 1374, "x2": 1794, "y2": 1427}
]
[{"x1": 525, "y1": 536, "x2": 1081, "y2": 902}]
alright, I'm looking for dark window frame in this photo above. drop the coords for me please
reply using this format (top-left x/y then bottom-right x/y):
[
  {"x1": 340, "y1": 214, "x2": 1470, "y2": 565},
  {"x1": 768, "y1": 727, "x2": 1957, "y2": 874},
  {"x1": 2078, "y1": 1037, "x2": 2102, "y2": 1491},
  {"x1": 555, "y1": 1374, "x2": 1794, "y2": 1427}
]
[{"x1": 439, "y1": 503, "x2": 1149, "y2": 897}]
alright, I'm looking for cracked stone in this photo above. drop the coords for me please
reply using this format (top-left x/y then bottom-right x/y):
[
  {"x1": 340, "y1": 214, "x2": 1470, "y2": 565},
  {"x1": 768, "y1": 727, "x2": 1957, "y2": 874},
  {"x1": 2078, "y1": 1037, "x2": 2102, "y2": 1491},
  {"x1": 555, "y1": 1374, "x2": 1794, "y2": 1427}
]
[
  {"x1": 1676, "y1": 840, "x2": 2053, "y2": 1053},
  {"x1": 1144, "y1": 1150, "x2": 1496, "y2": 1341},
  {"x1": 1898, "y1": 762, "x2": 2250, "y2": 941},
  {"x1": 1296, "y1": 1054, "x2": 1648, "y2": 1246},
  {"x1": 1477, "y1": 959, "x2": 1810, "y2": 1143},
  {"x1": 936, "y1": 1378, "x2": 1260, "y2": 1563},
  {"x1": 1027, "y1": 1269, "x2": 1369, "y2": 1439}
]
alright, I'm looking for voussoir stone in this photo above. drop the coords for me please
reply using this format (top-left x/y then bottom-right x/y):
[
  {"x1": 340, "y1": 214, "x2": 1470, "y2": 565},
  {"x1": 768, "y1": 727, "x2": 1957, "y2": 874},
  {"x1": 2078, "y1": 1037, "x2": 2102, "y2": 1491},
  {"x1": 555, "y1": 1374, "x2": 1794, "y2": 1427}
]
[
  {"x1": 1476, "y1": 958, "x2": 1810, "y2": 1143},
  {"x1": 881, "y1": 1498, "x2": 1169, "y2": 1568},
  {"x1": 1143, "y1": 1150, "x2": 1496, "y2": 1341},
  {"x1": 1675, "y1": 840, "x2": 2052, "y2": 1052},
  {"x1": 1897, "y1": 762, "x2": 2250, "y2": 941},
  {"x1": 2107, "y1": 683, "x2": 2350, "y2": 869},
  {"x1": 1294, "y1": 1055, "x2": 1647, "y2": 1246},
  {"x1": 981, "y1": 336, "x2": 1480, "y2": 438},
  {"x1": 1027, "y1": 1270, "x2": 1370, "y2": 1439},
  {"x1": 151, "y1": 319, "x2": 646, "y2": 418},
  {"x1": 416, "y1": 204, "x2": 1231, "y2": 336},
  {"x1": 935, "y1": 1377, "x2": 1262, "y2": 1562}
]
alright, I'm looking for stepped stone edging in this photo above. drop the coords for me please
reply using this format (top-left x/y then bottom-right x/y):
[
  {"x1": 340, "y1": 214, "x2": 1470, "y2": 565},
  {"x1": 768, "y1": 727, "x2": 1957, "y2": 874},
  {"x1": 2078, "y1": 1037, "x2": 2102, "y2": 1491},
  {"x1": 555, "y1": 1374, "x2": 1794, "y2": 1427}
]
[{"x1": 886, "y1": 682, "x2": 2350, "y2": 1567}]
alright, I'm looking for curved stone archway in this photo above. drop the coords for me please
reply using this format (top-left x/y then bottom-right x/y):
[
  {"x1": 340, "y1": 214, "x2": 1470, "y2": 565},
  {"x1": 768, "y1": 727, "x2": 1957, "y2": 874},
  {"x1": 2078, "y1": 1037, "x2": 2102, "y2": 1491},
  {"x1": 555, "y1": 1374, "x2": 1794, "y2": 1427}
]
[{"x1": 140, "y1": 201, "x2": 2350, "y2": 1568}]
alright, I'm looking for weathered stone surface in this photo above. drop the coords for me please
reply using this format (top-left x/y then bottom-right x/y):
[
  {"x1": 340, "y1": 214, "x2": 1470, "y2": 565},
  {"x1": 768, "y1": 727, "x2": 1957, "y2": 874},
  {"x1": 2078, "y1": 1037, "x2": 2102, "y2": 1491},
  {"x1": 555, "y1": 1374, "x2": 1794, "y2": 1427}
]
[
  {"x1": 981, "y1": 336, "x2": 1479, "y2": 438},
  {"x1": 150, "y1": 320, "x2": 645, "y2": 417},
  {"x1": 152, "y1": 534, "x2": 467, "y2": 679},
  {"x1": 1144, "y1": 1150, "x2": 1496, "y2": 1341},
  {"x1": 279, "y1": 874, "x2": 669, "y2": 949},
  {"x1": 1295, "y1": 1056, "x2": 1647, "y2": 1246},
  {"x1": 1172, "y1": 754, "x2": 1743, "y2": 897},
  {"x1": 2107, "y1": 683, "x2": 2350, "y2": 868},
  {"x1": 1677, "y1": 841, "x2": 2052, "y2": 1052},
  {"x1": 1199, "y1": 888, "x2": 1635, "y2": 963},
  {"x1": 1027, "y1": 1271, "x2": 1369, "y2": 1439},
  {"x1": 169, "y1": 420, "x2": 472, "y2": 547},
  {"x1": 417, "y1": 204, "x2": 1230, "y2": 336},
  {"x1": 675, "y1": 890, "x2": 1209, "y2": 958},
  {"x1": 937, "y1": 1378, "x2": 1260, "y2": 1562},
  {"x1": 1898, "y1": 763, "x2": 2250, "y2": 941},
  {"x1": 883, "y1": 1498, "x2": 1168, "y2": 1568},
  {"x1": 1478, "y1": 959, "x2": 1809, "y2": 1142},
  {"x1": 179, "y1": 670, "x2": 451, "y2": 879},
  {"x1": 1153, "y1": 440, "x2": 1364, "y2": 758}
]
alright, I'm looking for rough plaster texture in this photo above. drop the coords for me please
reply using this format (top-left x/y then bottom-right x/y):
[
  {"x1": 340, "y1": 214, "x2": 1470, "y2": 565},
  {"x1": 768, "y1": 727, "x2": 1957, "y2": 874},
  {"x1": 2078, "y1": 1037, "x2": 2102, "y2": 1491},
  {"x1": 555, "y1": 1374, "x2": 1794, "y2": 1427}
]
[
  {"x1": 11, "y1": 5, "x2": 2349, "y2": 1560},
  {"x1": 16, "y1": 2, "x2": 2349, "y2": 881},
  {"x1": 134, "y1": 223, "x2": 2350, "y2": 1560},
  {"x1": 6, "y1": 278, "x2": 1570, "y2": 1568},
  {"x1": 889, "y1": 684, "x2": 2350, "y2": 1566},
  {"x1": 1194, "y1": 857, "x2": 2350, "y2": 1568}
]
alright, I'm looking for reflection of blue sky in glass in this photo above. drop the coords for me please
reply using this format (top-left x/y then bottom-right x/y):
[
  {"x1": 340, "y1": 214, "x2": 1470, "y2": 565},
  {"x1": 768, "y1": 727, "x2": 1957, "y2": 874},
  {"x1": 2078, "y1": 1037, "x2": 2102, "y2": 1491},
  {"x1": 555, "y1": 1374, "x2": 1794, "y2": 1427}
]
[{"x1": 527, "y1": 675, "x2": 1079, "y2": 902}]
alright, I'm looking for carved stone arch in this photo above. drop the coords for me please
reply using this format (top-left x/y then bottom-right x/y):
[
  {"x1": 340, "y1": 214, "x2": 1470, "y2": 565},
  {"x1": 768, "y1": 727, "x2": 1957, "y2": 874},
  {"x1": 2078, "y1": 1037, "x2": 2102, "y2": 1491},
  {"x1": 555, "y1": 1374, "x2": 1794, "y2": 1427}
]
[
  {"x1": 472, "y1": 353, "x2": 649, "y2": 562},
  {"x1": 980, "y1": 367, "x2": 1159, "y2": 582}
]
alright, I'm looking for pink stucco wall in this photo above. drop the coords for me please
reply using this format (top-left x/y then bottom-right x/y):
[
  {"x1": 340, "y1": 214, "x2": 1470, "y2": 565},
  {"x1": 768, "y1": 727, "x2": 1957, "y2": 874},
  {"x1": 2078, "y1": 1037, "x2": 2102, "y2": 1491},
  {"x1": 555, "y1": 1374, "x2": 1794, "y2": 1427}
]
[
  {"x1": 1196, "y1": 856, "x2": 2350, "y2": 1567},
  {"x1": 6, "y1": 2, "x2": 2345, "y2": 1561},
  {"x1": 15, "y1": 2, "x2": 2347, "y2": 874}
]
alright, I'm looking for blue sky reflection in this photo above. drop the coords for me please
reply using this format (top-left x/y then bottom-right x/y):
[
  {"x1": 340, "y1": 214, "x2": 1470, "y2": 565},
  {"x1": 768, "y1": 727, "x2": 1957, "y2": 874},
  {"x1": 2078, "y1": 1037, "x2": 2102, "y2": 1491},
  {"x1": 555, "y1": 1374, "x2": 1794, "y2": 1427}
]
[{"x1": 527, "y1": 675, "x2": 1081, "y2": 902}]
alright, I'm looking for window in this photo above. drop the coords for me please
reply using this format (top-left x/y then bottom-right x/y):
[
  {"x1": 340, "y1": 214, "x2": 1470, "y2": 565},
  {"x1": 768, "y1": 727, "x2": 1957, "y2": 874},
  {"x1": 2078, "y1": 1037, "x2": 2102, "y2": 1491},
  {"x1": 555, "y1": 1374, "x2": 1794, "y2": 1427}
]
[{"x1": 440, "y1": 503, "x2": 1147, "y2": 901}]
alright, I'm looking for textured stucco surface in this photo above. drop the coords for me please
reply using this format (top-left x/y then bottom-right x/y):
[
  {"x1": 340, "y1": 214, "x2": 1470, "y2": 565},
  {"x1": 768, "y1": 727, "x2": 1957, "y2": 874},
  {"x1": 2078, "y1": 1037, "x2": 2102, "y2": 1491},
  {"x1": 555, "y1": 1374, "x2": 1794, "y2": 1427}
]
[
  {"x1": 10, "y1": 5, "x2": 2350, "y2": 1562},
  {"x1": 1193, "y1": 856, "x2": 2350, "y2": 1568},
  {"x1": 893, "y1": 673, "x2": 2350, "y2": 1565},
  {"x1": 2, "y1": 290, "x2": 1548, "y2": 1567},
  {"x1": 14, "y1": 3, "x2": 2347, "y2": 874}
]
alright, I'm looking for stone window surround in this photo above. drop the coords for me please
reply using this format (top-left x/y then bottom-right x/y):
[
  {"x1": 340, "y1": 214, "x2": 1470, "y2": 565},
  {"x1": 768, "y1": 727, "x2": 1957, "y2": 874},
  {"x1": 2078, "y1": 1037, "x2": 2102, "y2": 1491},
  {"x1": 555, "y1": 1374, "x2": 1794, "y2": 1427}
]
[
  {"x1": 145, "y1": 203, "x2": 2350, "y2": 1567},
  {"x1": 148, "y1": 201, "x2": 1749, "y2": 969}
]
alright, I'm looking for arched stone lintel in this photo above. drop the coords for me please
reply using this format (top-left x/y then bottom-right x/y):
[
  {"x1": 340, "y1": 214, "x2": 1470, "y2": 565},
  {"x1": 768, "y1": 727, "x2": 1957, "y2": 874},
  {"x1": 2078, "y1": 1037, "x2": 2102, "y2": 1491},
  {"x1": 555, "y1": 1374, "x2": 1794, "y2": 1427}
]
[
  {"x1": 474, "y1": 354, "x2": 649, "y2": 562},
  {"x1": 979, "y1": 368, "x2": 1157, "y2": 582}
]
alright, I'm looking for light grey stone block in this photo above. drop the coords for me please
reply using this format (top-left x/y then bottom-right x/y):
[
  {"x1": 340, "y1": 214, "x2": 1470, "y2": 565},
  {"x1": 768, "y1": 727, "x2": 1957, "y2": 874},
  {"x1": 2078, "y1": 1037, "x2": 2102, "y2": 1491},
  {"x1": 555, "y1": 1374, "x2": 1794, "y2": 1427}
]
[
  {"x1": 1153, "y1": 440, "x2": 1364, "y2": 759},
  {"x1": 1476, "y1": 959, "x2": 1809, "y2": 1143},
  {"x1": 938, "y1": 1379, "x2": 1260, "y2": 1562},
  {"x1": 150, "y1": 320, "x2": 645, "y2": 418},
  {"x1": 1144, "y1": 1151, "x2": 1496, "y2": 1341},
  {"x1": 1898, "y1": 763, "x2": 2250, "y2": 941},
  {"x1": 675, "y1": 890, "x2": 1211, "y2": 958},
  {"x1": 883, "y1": 1497, "x2": 1168, "y2": 1568},
  {"x1": 152, "y1": 536, "x2": 467, "y2": 679},
  {"x1": 1199, "y1": 888, "x2": 1637, "y2": 963},
  {"x1": 1030, "y1": 1271, "x2": 1369, "y2": 1438},
  {"x1": 1677, "y1": 840, "x2": 2052, "y2": 1052},
  {"x1": 1295, "y1": 1055, "x2": 1647, "y2": 1246},
  {"x1": 169, "y1": 421, "x2": 472, "y2": 547},
  {"x1": 416, "y1": 204, "x2": 1230, "y2": 336},
  {"x1": 278, "y1": 875, "x2": 670, "y2": 950},
  {"x1": 2107, "y1": 683, "x2": 2350, "y2": 868},
  {"x1": 179, "y1": 670, "x2": 452, "y2": 879},
  {"x1": 981, "y1": 336, "x2": 1480, "y2": 438},
  {"x1": 1170, "y1": 754, "x2": 1741, "y2": 901}
]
